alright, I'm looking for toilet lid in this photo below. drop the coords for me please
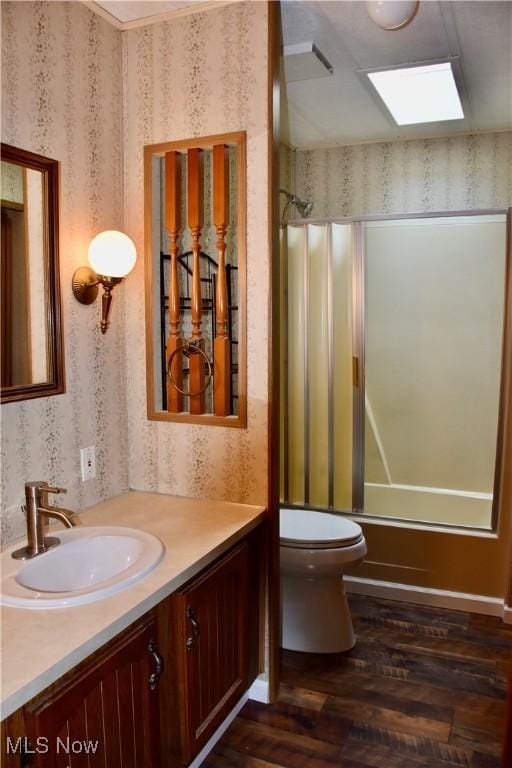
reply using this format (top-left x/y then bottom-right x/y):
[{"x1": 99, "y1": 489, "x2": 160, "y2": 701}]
[{"x1": 280, "y1": 508, "x2": 363, "y2": 549}]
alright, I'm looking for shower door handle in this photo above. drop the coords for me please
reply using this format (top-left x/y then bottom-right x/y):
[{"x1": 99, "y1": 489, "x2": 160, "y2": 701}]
[{"x1": 352, "y1": 356, "x2": 360, "y2": 388}]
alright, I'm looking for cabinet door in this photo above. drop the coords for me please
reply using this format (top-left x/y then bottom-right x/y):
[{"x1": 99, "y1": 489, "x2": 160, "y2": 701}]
[
  {"x1": 23, "y1": 614, "x2": 162, "y2": 767},
  {"x1": 174, "y1": 542, "x2": 249, "y2": 762},
  {"x1": 1, "y1": 709, "x2": 27, "y2": 768}
]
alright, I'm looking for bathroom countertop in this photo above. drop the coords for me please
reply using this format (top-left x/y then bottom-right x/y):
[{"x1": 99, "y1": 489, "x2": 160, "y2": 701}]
[{"x1": 0, "y1": 491, "x2": 265, "y2": 720}]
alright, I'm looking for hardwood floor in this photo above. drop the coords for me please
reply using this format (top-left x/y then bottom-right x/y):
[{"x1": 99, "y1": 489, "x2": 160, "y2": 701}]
[{"x1": 201, "y1": 595, "x2": 512, "y2": 768}]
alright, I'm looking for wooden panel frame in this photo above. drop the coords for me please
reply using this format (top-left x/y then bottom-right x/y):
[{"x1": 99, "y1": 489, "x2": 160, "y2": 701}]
[
  {"x1": 144, "y1": 131, "x2": 247, "y2": 428},
  {"x1": 267, "y1": 0, "x2": 282, "y2": 703},
  {"x1": 165, "y1": 150, "x2": 184, "y2": 413},
  {"x1": 502, "y1": 210, "x2": 512, "y2": 607},
  {"x1": 1, "y1": 143, "x2": 65, "y2": 403}
]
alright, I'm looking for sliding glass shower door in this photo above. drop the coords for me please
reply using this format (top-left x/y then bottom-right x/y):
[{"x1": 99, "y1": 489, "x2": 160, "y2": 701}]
[
  {"x1": 364, "y1": 214, "x2": 507, "y2": 528},
  {"x1": 281, "y1": 211, "x2": 508, "y2": 530},
  {"x1": 281, "y1": 223, "x2": 355, "y2": 512}
]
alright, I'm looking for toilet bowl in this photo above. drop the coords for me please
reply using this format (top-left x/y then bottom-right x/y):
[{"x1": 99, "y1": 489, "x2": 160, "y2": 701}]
[{"x1": 280, "y1": 507, "x2": 367, "y2": 653}]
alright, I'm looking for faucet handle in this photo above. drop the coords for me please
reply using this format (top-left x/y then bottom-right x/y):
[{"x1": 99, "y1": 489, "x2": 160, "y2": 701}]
[{"x1": 45, "y1": 486, "x2": 67, "y2": 495}]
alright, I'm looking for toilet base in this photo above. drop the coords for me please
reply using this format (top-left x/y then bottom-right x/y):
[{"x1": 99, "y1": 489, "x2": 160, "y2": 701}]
[{"x1": 281, "y1": 573, "x2": 356, "y2": 653}]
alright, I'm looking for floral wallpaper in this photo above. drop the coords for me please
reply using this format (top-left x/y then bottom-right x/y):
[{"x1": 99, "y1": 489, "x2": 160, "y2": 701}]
[
  {"x1": 122, "y1": 2, "x2": 270, "y2": 505},
  {"x1": 1, "y1": 1, "x2": 128, "y2": 543},
  {"x1": 0, "y1": 0, "x2": 270, "y2": 547},
  {"x1": 294, "y1": 132, "x2": 512, "y2": 218},
  {"x1": 280, "y1": 142, "x2": 293, "y2": 219}
]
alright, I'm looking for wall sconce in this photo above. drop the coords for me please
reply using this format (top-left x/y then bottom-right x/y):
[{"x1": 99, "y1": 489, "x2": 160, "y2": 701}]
[{"x1": 72, "y1": 230, "x2": 136, "y2": 334}]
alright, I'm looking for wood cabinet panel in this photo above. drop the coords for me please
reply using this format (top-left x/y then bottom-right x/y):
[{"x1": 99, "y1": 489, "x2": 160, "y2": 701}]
[
  {"x1": 20, "y1": 614, "x2": 161, "y2": 767},
  {"x1": 1, "y1": 708, "x2": 27, "y2": 768},
  {"x1": 170, "y1": 542, "x2": 250, "y2": 764}
]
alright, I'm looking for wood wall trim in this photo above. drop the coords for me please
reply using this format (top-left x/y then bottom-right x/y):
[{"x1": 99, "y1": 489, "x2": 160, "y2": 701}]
[
  {"x1": 0, "y1": 143, "x2": 65, "y2": 404},
  {"x1": 491, "y1": 209, "x2": 512, "y2": 537},
  {"x1": 213, "y1": 143, "x2": 231, "y2": 417},
  {"x1": 502, "y1": 209, "x2": 512, "y2": 606},
  {"x1": 146, "y1": 131, "x2": 246, "y2": 156},
  {"x1": 267, "y1": 0, "x2": 282, "y2": 703},
  {"x1": 144, "y1": 131, "x2": 247, "y2": 428}
]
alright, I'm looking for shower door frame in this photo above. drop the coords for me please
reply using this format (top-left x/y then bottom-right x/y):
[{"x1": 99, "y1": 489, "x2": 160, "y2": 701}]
[{"x1": 282, "y1": 207, "x2": 510, "y2": 534}]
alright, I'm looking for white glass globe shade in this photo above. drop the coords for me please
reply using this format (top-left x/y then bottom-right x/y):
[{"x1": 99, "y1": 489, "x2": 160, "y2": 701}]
[
  {"x1": 366, "y1": 1, "x2": 419, "y2": 30},
  {"x1": 88, "y1": 230, "x2": 137, "y2": 278}
]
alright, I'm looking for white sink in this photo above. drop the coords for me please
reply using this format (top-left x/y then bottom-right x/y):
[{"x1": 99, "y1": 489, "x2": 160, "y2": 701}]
[{"x1": 1, "y1": 526, "x2": 164, "y2": 609}]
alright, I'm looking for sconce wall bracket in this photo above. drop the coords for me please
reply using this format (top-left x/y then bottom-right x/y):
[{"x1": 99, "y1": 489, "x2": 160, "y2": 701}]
[
  {"x1": 72, "y1": 266, "x2": 99, "y2": 305},
  {"x1": 97, "y1": 275, "x2": 122, "y2": 334},
  {"x1": 72, "y1": 268, "x2": 123, "y2": 334}
]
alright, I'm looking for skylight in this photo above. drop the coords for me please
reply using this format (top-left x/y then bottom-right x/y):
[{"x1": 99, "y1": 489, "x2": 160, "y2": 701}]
[{"x1": 367, "y1": 62, "x2": 464, "y2": 126}]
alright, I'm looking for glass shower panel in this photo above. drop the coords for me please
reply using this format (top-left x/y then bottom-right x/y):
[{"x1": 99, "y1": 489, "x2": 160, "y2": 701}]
[
  {"x1": 308, "y1": 225, "x2": 329, "y2": 508},
  {"x1": 364, "y1": 214, "x2": 507, "y2": 528},
  {"x1": 332, "y1": 224, "x2": 354, "y2": 511},
  {"x1": 279, "y1": 227, "x2": 286, "y2": 500},
  {"x1": 281, "y1": 222, "x2": 354, "y2": 511},
  {"x1": 286, "y1": 225, "x2": 306, "y2": 504}
]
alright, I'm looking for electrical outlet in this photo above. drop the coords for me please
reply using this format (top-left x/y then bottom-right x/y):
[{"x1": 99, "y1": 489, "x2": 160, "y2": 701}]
[{"x1": 80, "y1": 446, "x2": 96, "y2": 482}]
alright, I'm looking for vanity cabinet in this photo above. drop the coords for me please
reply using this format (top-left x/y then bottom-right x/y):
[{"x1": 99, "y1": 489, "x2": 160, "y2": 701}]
[
  {"x1": 3, "y1": 613, "x2": 161, "y2": 767},
  {"x1": 1, "y1": 526, "x2": 263, "y2": 768}
]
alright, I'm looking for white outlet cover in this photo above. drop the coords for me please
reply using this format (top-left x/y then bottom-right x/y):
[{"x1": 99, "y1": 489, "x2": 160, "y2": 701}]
[{"x1": 80, "y1": 446, "x2": 96, "y2": 482}]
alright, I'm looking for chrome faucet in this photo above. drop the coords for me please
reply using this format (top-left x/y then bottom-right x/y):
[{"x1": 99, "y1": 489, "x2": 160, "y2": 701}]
[{"x1": 12, "y1": 481, "x2": 78, "y2": 560}]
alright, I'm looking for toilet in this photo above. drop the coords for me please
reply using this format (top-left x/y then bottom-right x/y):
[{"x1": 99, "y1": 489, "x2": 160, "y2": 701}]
[{"x1": 280, "y1": 507, "x2": 367, "y2": 653}]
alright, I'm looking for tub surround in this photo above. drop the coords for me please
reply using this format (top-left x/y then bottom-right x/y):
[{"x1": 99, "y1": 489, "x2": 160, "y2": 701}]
[{"x1": 0, "y1": 491, "x2": 264, "y2": 720}]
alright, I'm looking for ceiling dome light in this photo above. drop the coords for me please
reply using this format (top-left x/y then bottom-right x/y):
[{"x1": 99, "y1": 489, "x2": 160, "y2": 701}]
[{"x1": 366, "y1": 1, "x2": 419, "y2": 31}]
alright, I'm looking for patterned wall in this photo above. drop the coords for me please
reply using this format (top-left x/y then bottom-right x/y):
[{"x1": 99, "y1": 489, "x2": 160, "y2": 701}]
[
  {"x1": 1, "y1": 1, "x2": 128, "y2": 543},
  {"x1": 280, "y1": 142, "x2": 293, "y2": 219},
  {"x1": 0, "y1": 1, "x2": 270, "y2": 546},
  {"x1": 122, "y1": 3, "x2": 270, "y2": 504},
  {"x1": 294, "y1": 132, "x2": 512, "y2": 218}
]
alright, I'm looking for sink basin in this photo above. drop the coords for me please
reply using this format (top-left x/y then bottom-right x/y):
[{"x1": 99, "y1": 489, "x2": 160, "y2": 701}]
[{"x1": 1, "y1": 526, "x2": 164, "y2": 609}]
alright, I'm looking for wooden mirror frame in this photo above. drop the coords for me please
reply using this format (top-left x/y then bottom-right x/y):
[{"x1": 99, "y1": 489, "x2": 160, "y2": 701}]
[
  {"x1": 1, "y1": 143, "x2": 64, "y2": 404},
  {"x1": 144, "y1": 131, "x2": 247, "y2": 428}
]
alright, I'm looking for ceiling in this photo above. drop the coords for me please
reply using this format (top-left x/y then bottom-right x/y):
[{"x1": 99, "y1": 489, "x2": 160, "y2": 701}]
[
  {"x1": 281, "y1": 0, "x2": 512, "y2": 148},
  {"x1": 93, "y1": 0, "x2": 210, "y2": 24}
]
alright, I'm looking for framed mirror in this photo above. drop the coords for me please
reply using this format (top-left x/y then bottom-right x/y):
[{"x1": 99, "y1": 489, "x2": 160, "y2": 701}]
[
  {"x1": 1, "y1": 143, "x2": 64, "y2": 403},
  {"x1": 144, "y1": 132, "x2": 246, "y2": 427}
]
